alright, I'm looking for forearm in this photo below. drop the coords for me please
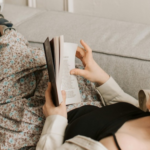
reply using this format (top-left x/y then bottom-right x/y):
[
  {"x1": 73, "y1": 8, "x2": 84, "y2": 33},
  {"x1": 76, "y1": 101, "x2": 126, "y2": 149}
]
[
  {"x1": 70, "y1": 40, "x2": 139, "y2": 107},
  {"x1": 36, "y1": 115, "x2": 68, "y2": 150},
  {"x1": 93, "y1": 63, "x2": 110, "y2": 86},
  {"x1": 96, "y1": 77, "x2": 139, "y2": 107}
]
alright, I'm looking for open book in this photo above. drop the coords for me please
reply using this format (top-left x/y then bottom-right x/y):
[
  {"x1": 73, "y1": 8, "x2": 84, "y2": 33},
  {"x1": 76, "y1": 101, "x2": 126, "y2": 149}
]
[{"x1": 43, "y1": 36, "x2": 81, "y2": 106}]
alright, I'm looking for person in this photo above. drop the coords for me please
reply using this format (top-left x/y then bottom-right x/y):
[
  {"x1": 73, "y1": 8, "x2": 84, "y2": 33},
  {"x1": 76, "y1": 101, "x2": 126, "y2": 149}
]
[
  {"x1": 2, "y1": 14, "x2": 150, "y2": 150},
  {"x1": 36, "y1": 40, "x2": 150, "y2": 150}
]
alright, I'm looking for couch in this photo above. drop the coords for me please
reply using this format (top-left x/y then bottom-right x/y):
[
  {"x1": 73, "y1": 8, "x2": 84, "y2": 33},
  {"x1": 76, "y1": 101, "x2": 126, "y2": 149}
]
[{"x1": 3, "y1": 3, "x2": 150, "y2": 100}]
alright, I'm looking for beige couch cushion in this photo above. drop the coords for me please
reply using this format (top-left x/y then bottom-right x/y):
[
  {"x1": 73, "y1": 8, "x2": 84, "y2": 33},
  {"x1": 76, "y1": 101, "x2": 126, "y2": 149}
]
[
  {"x1": 3, "y1": 3, "x2": 45, "y2": 26},
  {"x1": 3, "y1": 4, "x2": 150, "y2": 99}
]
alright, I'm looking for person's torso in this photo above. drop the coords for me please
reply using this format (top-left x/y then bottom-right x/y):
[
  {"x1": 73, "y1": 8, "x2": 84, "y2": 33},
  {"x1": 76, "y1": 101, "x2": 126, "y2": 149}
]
[
  {"x1": 65, "y1": 102, "x2": 150, "y2": 150},
  {"x1": 100, "y1": 114, "x2": 150, "y2": 150}
]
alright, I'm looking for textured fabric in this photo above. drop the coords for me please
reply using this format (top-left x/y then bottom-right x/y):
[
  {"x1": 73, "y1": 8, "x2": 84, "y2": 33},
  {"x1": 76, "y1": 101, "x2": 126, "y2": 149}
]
[
  {"x1": 138, "y1": 90, "x2": 150, "y2": 112},
  {"x1": 36, "y1": 75, "x2": 141, "y2": 150},
  {"x1": 64, "y1": 103, "x2": 150, "y2": 142},
  {"x1": 0, "y1": 18, "x2": 13, "y2": 27},
  {"x1": 76, "y1": 52, "x2": 150, "y2": 100},
  {"x1": 3, "y1": 4, "x2": 150, "y2": 100},
  {"x1": 15, "y1": 10, "x2": 150, "y2": 61},
  {"x1": 95, "y1": 77, "x2": 138, "y2": 107},
  {"x1": 29, "y1": 42, "x2": 150, "y2": 101},
  {"x1": 30, "y1": 42, "x2": 150, "y2": 100},
  {"x1": 64, "y1": 135, "x2": 108, "y2": 150},
  {"x1": 36, "y1": 115, "x2": 68, "y2": 150},
  {"x1": 2, "y1": 4, "x2": 150, "y2": 148},
  {"x1": 0, "y1": 30, "x2": 102, "y2": 150}
]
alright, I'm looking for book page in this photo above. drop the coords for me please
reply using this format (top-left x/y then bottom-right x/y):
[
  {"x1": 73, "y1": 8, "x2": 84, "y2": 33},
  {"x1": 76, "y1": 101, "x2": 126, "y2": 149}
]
[{"x1": 61, "y1": 43, "x2": 81, "y2": 105}]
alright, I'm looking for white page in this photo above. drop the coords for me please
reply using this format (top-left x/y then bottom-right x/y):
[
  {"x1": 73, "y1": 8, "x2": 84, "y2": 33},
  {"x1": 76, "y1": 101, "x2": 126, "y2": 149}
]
[{"x1": 61, "y1": 42, "x2": 81, "y2": 105}]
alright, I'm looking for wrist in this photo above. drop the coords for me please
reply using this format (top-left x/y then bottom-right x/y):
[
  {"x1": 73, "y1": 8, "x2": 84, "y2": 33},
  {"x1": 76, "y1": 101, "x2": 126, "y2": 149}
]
[{"x1": 97, "y1": 73, "x2": 110, "y2": 86}]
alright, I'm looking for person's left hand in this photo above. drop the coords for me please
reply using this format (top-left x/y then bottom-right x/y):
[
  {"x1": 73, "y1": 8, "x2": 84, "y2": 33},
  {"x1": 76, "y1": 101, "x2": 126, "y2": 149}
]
[{"x1": 43, "y1": 82, "x2": 67, "y2": 118}]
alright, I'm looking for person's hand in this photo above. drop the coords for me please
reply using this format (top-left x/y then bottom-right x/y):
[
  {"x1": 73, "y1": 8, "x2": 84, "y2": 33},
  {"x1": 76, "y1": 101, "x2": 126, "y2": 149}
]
[
  {"x1": 43, "y1": 82, "x2": 67, "y2": 118},
  {"x1": 70, "y1": 40, "x2": 109, "y2": 85}
]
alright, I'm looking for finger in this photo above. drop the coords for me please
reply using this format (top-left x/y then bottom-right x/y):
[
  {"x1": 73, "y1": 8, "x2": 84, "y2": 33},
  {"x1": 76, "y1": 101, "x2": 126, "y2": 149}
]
[
  {"x1": 78, "y1": 46, "x2": 85, "y2": 52},
  {"x1": 60, "y1": 90, "x2": 66, "y2": 106},
  {"x1": 45, "y1": 82, "x2": 54, "y2": 107},
  {"x1": 70, "y1": 68, "x2": 88, "y2": 77},
  {"x1": 62, "y1": 90, "x2": 66, "y2": 102},
  {"x1": 76, "y1": 46, "x2": 85, "y2": 60},
  {"x1": 80, "y1": 40, "x2": 92, "y2": 53}
]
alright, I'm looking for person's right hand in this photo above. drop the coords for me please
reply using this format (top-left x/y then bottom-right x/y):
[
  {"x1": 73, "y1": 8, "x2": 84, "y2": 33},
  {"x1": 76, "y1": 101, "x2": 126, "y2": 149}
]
[
  {"x1": 70, "y1": 40, "x2": 109, "y2": 85},
  {"x1": 43, "y1": 82, "x2": 67, "y2": 118}
]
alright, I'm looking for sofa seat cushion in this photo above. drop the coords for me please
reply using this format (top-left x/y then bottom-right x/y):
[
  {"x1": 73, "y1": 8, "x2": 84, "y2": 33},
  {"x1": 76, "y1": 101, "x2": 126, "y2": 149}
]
[
  {"x1": 3, "y1": 3, "x2": 45, "y2": 26},
  {"x1": 3, "y1": 4, "x2": 150, "y2": 99},
  {"x1": 16, "y1": 11, "x2": 150, "y2": 61}
]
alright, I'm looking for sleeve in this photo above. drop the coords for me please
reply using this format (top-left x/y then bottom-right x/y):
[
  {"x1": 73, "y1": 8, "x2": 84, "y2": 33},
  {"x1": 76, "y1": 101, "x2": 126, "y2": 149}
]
[
  {"x1": 95, "y1": 76, "x2": 139, "y2": 107},
  {"x1": 138, "y1": 89, "x2": 150, "y2": 111},
  {"x1": 36, "y1": 115, "x2": 68, "y2": 150}
]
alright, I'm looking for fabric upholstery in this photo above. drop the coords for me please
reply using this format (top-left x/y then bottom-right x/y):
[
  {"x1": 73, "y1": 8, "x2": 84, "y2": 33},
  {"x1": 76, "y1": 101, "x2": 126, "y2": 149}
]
[
  {"x1": 3, "y1": 4, "x2": 150, "y2": 100},
  {"x1": 3, "y1": 3, "x2": 45, "y2": 26},
  {"x1": 16, "y1": 11, "x2": 150, "y2": 61},
  {"x1": 0, "y1": 29, "x2": 102, "y2": 149}
]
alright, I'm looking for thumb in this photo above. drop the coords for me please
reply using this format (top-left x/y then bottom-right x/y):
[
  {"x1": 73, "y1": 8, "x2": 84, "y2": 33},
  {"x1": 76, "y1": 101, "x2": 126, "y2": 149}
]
[{"x1": 70, "y1": 69, "x2": 87, "y2": 77}]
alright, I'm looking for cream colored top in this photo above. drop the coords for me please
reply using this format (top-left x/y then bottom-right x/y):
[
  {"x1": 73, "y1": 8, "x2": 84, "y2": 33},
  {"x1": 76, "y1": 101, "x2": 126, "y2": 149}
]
[{"x1": 36, "y1": 77, "x2": 143, "y2": 150}]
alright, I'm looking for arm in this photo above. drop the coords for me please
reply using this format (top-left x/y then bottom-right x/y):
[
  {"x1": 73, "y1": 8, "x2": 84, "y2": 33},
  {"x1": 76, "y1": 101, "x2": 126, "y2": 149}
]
[
  {"x1": 71, "y1": 40, "x2": 138, "y2": 108},
  {"x1": 36, "y1": 83, "x2": 67, "y2": 150},
  {"x1": 36, "y1": 115, "x2": 67, "y2": 150},
  {"x1": 95, "y1": 76, "x2": 139, "y2": 107}
]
